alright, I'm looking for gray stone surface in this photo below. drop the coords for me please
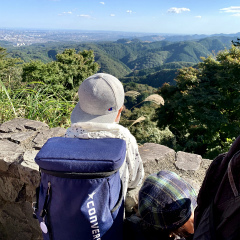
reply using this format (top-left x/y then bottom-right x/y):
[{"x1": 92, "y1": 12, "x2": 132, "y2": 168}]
[
  {"x1": 0, "y1": 132, "x2": 12, "y2": 140},
  {"x1": 182, "y1": 177, "x2": 201, "y2": 194},
  {"x1": 0, "y1": 118, "x2": 28, "y2": 133},
  {"x1": 175, "y1": 151, "x2": 202, "y2": 171},
  {"x1": 10, "y1": 131, "x2": 37, "y2": 145},
  {"x1": 32, "y1": 127, "x2": 66, "y2": 149},
  {"x1": 0, "y1": 176, "x2": 23, "y2": 202},
  {"x1": 23, "y1": 120, "x2": 49, "y2": 132},
  {"x1": 0, "y1": 202, "x2": 42, "y2": 240},
  {"x1": 0, "y1": 140, "x2": 24, "y2": 172},
  {"x1": 19, "y1": 151, "x2": 40, "y2": 188},
  {"x1": 0, "y1": 118, "x2": 48, "y2": 133},
  {"x1": 0, "y1": 118, "x2": 213, "y2": 240},
  {"x1": 22, "y1": 150, "x2": 40, "y2": 171},
  {"x1": 139, "y1": 143, "x2": 176, "y2": 181},
  {"x1": 125, "y1": 186, "x2": 141, "y2": 213}
]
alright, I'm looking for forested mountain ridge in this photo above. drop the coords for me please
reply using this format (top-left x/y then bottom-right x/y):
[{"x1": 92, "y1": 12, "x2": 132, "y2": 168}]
[
  {"x1": 2, "y1": 35, "x2": 233, "y2": 83},
  {"x1": 121, "y1": 62, "x2": 195, "y2": 87}
]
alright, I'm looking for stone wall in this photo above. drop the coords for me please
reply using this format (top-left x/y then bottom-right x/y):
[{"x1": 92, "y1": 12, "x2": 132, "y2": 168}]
[{"x1": 0, "y1": 118, "x2": 212, "y2": 240}]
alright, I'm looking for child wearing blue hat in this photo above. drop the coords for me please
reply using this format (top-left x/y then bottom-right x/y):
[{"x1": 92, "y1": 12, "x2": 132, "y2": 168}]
[{"x1": 124, "y1": 170, "x2": 197, "y2": 240}]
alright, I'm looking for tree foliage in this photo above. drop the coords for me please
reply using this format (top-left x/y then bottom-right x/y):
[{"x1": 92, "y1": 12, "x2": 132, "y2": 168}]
[
  {"x1": 22, "y1": 49, "x2": 99, "y2": 100},
  {"x1": 5, "y1": 36, "x2": 234, "y2": 79},
  {"x1": 232, "y1": 38, "x2": 240, "y2": 46},
  {"x1": 0, "y1": 47, "x2": 22, "y2": 70},
  {"x1": 0, "y1": 47, "x2": 23, "y2": 88},
  {"x1": 121, "y1": 105, "x2": 174, "y2": 146},
  {"x1": 120, "y1": 83, "x2": 173, "y2": 145},
  {"x1": 156, "y1": 46, "x2": 240, "y2": 158}
]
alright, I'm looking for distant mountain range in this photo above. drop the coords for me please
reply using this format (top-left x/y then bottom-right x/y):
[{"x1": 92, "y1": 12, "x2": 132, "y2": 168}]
[
  {"x1": 1, "y1": 32, "x2": 238, "y2": 88},
  {"x1": 0, "y1": 28, "x2": 240, "y2": 45},
  {"x1": 136, "y1": 32, "x2": 240, "y2": 42}
]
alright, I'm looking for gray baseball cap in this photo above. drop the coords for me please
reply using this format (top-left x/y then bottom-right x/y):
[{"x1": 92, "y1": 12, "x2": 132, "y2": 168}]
[{"x1": 71, "y1": 73, "x2": 125, "y2": 124}]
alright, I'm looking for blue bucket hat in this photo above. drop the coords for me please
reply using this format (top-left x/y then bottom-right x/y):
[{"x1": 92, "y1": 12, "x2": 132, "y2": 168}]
[{"x1": 138, "y1": 170, "x2": 197, "y2": 231}]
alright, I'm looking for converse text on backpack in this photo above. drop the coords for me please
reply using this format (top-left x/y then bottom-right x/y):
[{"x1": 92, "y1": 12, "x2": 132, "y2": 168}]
[{"x1": 87, "y1": 191, "x2": 101, "y2": 240}]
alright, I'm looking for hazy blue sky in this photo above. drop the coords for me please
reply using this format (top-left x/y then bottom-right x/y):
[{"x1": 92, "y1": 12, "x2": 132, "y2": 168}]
[{"x1": 1, "y1": 0, "x2": 240, "y2": 34}]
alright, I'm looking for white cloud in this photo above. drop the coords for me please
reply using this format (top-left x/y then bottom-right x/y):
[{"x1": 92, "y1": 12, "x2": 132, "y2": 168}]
[
  {"x1": 110, "y1": 14, "x2": 115, "y2": 17},
  {"x1": 78, "y1": 14, "x2": 91, "y2": 18},
  {"x1": 220, "y1": 6, "x2": 240, "y2": 13},
  {"x1": 58, "y1": 11, "x2": 72, "y2": 16},
  {"x1": 220, "y1": 6, "x2": 240, "y2": 16},
  {"x1": 220, "y1": 6, "x2": 240, "y2": 17},
  {"x1": 100, "y1": 2, "x2": 105, "y2": 4},
  {"x1": 126, "y1": 10, "x2": 133, "y2": 14},
  {"x1": 195, "y1": 15, "x2": 202, "y2": 19},
  {"x1": 168, "y1": 7, "x2": 190, "y2": 14}
]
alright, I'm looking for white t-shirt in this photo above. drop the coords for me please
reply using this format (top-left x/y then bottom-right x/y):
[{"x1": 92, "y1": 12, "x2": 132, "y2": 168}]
[{"x1": 65, "y1": 122, "x2": 144, "y2": 198}]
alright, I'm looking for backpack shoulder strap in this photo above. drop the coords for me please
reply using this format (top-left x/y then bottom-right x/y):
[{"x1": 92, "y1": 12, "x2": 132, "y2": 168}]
[{"x1": 228, "y1": 158, "x2": 239, "y2": 197}]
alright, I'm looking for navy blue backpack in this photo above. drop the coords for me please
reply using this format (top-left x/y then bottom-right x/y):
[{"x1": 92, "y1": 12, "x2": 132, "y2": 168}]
[{"x1": 33, "y1": 137, "x2": 126, "y2": 240}]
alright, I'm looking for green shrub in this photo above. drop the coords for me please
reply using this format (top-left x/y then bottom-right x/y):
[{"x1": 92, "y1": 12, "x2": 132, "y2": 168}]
[{"x1": 0, "y1": 79, "x2": 75, "y2": 128}]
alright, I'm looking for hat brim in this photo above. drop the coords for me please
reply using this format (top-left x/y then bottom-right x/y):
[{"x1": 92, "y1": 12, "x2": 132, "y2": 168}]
[{"x1": 71, "y1": 102, "x2": 118, "y2": 124}]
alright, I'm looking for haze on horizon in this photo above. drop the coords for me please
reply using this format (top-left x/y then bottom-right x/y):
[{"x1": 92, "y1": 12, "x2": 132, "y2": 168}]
[{"x1": 1, "y1": 0, "x2": 240, "y2": 35}]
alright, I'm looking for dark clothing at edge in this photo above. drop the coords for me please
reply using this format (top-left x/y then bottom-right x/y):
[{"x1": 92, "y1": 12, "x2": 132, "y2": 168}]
[{"x1": 123, "y1": 215, "x2": 191, "y2": 240}]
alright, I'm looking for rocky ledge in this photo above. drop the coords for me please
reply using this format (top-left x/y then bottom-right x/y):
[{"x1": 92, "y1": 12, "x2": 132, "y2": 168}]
[{"x1": 0, "y1": 118, "x2": 211, "y2": 240}]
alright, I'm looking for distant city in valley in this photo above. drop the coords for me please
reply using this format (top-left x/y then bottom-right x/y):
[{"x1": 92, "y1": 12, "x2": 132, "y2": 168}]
[
  {"x1": 0, "y1": 28, "x2": 165, "y2": 46},
  {"x1": 1, "y1": 28, "x2": 240, "y2": 47}
]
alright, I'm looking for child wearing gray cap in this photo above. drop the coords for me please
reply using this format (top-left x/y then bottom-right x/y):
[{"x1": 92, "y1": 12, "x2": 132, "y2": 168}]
[
  {"x1": 124, "y1": 170, "x2": 197, "y2": 240},
  {"x1": 65, "y1": 73, "x2": 144, "y2": 198}
]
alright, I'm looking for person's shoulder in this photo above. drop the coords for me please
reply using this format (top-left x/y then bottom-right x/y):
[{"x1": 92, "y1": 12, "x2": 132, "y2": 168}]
[{"x1": 117, "y1": 124, "x2": 137, "y2": 141}]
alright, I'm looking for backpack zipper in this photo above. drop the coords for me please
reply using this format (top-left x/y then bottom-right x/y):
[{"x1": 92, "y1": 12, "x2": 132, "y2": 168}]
[
  {"x1": 40, "y1": 168, "x2": 119, "y2": 179},
  {"x1": 40, "y1": 181, "x2": 53, "y2": 240}
]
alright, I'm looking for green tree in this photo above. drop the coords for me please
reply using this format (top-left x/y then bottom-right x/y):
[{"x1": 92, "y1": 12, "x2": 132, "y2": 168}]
[
  {"x1": 56, "y1": 49, "x2": 99, "y2": 90},
  {"x1": 156, "y1": 46, "x2": 240, "y2": 158},
  {"x1": 0, "y1": 46, "x2": 23, "y2": 87},
  {"x1": 22, "y1": 49, "x2": 99, "y2": 100},
  {"x1": 0, "y1": 47, "x2": 22, "y2": 70},
  {"x1": 121, "y1": 105, "x2": 174, "y2": 146},
  {"x1": 120, "y1": 83, "x2": 171, "y2": 145},
  {"x1": 232, "y1": 38, "x2": 240, "y2": 46}
]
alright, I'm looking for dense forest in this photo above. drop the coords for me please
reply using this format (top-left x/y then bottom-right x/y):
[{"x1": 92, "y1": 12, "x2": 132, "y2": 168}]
[
  {"x1": 1, "y1": 35, "x2": 239, "y2": 159},
  {"x1": 1, "y1": 35, "x2": 234, "y2": 85}
]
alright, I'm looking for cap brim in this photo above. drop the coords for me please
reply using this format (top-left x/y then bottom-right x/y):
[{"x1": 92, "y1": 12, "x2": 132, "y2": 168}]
[{"x1": 71, "y1": 102, "x2": 118, "y2": 124}]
